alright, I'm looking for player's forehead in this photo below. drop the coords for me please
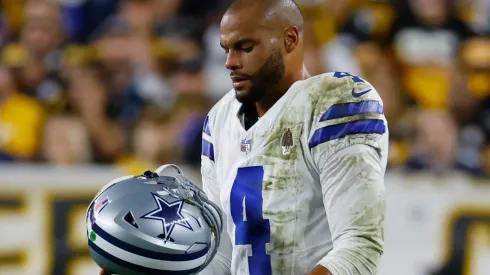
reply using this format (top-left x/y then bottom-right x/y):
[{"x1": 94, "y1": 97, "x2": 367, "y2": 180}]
[{"x1": 220, "y1": 12, "x2": 267, "y2": 46}]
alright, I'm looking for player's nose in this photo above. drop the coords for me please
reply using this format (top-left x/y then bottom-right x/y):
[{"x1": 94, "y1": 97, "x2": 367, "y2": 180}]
[{"x1": 225, "y1": 53, "x2": 242, "y2": 71}]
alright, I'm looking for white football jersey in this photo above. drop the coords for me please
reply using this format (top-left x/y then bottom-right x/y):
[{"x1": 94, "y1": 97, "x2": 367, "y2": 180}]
[{"x1": 200, "y1": 72, "x2": 388, "y2": 275}]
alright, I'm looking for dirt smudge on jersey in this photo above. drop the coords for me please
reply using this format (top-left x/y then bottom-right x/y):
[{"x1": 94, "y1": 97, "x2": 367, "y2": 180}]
[
  {"x1": 262, "y1": 170, "x2": 300, "y2": 190},
  {"x1": 326, "y1": 147, "x2": 385, "y2": 263},
  {"x1": 266, "y1": 221, "x2": 296, "y2": 275},
  {"x1": 263, "y1": 179, "x2": 286, "y2": 190},
  {"x1": 307, "y1": 74, "x2": 372, "y2": 122},
  {"x1": 275, "y1": 257, "x2": 288, "y2": 274},
  {"x1": 263, "y1": 208, "x2": 297, "y2": 223}
]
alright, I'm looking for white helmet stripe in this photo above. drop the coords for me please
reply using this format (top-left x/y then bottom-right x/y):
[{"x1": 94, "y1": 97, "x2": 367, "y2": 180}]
[{"x1": 90, "y1": 231, "x2": 207, "y2": 271}]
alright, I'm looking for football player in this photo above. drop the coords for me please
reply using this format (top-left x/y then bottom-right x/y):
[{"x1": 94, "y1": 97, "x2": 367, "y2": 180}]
[
  {"x1": 199, "y1": 0, "x2": 388, "y2": 274},
  {"x1": 101, "y1": 0, "x2": 388, "y2": 274}
]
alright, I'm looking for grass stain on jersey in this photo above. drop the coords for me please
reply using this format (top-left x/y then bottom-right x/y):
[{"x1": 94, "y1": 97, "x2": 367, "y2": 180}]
[
  {"x1": 276, "y1": 258, "x2": 288, "y2": 274},
  {"x1": 262, "y1": 179, "x2": 287, "y2": 190},
  {"x1": 271, "y1": 226, "x2": 296, "y2": 250},
  {"x1": 307, "y1": 75, "x2": 372, "y2": 121},
  {"x1": 263, "y1": 209, "x2": 297, "y2": 223},
  {"x1": 262, "y1": 171, "x2": 300, "y2": 191},
  {"x1": 344, "y1": 152, "x2": 385, "y2": 263},
  {"x1": 267, "y1": 222, "x2": 297, "y2": 275}
]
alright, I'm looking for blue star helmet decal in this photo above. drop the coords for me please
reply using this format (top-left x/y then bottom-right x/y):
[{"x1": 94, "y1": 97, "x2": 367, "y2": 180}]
[{"x1": 141, "y1": 193, "x2": 193, "y2": 241}]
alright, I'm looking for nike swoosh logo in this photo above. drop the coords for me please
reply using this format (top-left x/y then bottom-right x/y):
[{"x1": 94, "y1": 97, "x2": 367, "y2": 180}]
[{"x1": 352, "y1": 88, "x2": 372, "y2": 98}]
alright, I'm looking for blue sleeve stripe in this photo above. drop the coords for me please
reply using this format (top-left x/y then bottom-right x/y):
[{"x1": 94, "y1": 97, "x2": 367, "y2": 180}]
[
  {"x1": 203, "y1": 116, "x2": 211, "y2": 136},
  {"x1": 320, "y1": 101, "x2": 384, "y2": 122},
  {"x1": 309, "y1": 119, "x2": 386, "y2": 149},
  {"x1": 202, "y1": 139, "x2": 215, "y2": 161}
]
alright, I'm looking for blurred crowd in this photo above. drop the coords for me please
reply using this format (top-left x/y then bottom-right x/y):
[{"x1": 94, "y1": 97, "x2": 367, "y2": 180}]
[{"x1": 1, "y1": 0, "x2": 490, "y2": 177}]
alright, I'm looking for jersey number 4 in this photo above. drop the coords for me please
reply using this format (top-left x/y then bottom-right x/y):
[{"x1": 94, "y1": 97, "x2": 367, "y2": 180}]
[
  {"x1": 230, "y1": 166, "x2": 272, "y2": 275},
  {"x1": 333, "y1": 71, "x2": 365, "y2": 83}
]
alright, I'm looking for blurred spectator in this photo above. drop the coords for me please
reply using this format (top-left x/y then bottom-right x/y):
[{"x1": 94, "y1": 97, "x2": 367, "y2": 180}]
[
  {"x1": 321, "y1": 0, "x2": 400, "y2": 122},
  {"x1": 405, "y1": 109, "x2": 459, "y2": 174},
  {"x1": 1, "y1": 0, "x2": 24, "y2": 36},
  {"x1": 120, "y1": 0, "x2": 156, "y2": 39},
  {"x1": 317, "y1": 0, "x2": 490, "y2": 176},
  {"x1": 2, "y1": 0, "x2": 66, "y2": 113},
  {"x1": 386, "y1": 0, "x2": 475, "y2": 111},
  {"x1": 405, "y1": 108, "x2": 486, "y2": 176},
  {"x1": 0, "y1": 12, "x2": 11, "y2": 48},
  {"x1": 116, "y1": 119, "x2": 162, "y2": 175},
  {"x1": 0, "y1": 67, "x2": 45, "y2": 161},
  {"x1": 0, "y1": 0, "x2": 489, "y2": 177},
  {"x1": 65, "y1": 64, "x2": 127, "y2": 163},
  {"x1": 59, "y1": 0, "x2": 118, "y2": 43},
  {"x1": 456, "y1": 0, "x2": 490, "y2": 35},
  {"x1": 460, "y1": 37, "x2": 490, "y2": 173},
  {"x1": 42, "y1": 115, "x2": 91, "y2": 165},
  {"x1": 202, "y1": 22, "x2": 230, "y2": 99}
]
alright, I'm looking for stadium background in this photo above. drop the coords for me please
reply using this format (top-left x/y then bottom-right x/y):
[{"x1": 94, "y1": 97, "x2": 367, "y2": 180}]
[{"x1": 1, "y1": 0, "x2": 490, "y2": 274}]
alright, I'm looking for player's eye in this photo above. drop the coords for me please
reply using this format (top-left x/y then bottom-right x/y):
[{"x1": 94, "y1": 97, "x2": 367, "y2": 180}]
[{"x1": 242, "y1": 46, "x2": 254, "y2": 53}]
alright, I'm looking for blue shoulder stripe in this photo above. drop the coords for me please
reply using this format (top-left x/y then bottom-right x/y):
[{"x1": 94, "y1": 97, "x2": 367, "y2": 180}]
[
  {"x1": 309, "y1": 119, "x2": 385, "y2": 148},
  {"x1": 320, "y1": 101, "x2": 383, "y2": 122},
  {"x1": 201, "y1": 139, "x2": 215, "y2": 161},
  {"x1": 203, "y1": 116, "x2": 211, "y2": 136}
]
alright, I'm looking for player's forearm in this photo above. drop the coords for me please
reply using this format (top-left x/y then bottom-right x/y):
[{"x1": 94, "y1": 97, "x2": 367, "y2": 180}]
[
  {"x1": 317, "y1": 145, "x2": 386, "y2": 275},
  {"x1": 318, "y1": 241, "x2": 382, "y2": 275}
]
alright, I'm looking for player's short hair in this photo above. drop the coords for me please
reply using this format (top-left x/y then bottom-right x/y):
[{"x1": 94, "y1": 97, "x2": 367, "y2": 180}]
[
  {"x1": 282, "y1": 0, "x2": 304, "y2": 37},
  {"x1": 290, "y1": 0, "x2": 304, "y2": 20},
  {"x1": 228, "y1": 0, "x2": 304, "y2": 38}
]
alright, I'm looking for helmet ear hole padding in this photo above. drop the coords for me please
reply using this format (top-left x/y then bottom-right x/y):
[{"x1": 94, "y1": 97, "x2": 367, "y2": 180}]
[{"x1": 123, "y1": 211, "x2": 139, "y2": 229}]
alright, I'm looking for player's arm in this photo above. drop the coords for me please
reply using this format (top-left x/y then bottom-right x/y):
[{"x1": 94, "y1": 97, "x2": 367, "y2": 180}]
[
  {"x1": 198, "y1": 116, "x2": 233, "y2": 275},
  {"x1": 309, "y1": 86, "x2": 387, "y2": 275},
  {"x1": 311, "y1": 145, "x2": 385, "y2": 275},
  {"x1": 314, "y1": 144, "x2": 386, "y2": 275}
]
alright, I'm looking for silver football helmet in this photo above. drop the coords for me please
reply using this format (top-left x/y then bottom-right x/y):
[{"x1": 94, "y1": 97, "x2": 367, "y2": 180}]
[{"x1": 85, "y1": 164, "x2": 223, "y2": 275}]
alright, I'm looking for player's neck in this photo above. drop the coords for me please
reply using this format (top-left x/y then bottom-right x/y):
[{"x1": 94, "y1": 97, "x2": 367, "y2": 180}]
[{"x1": 255, "y1": 68, "x2": 305, "y2": 117}]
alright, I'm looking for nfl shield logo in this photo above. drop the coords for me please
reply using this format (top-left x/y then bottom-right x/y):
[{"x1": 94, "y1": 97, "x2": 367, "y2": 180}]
[{"x1": 240, "y1": 139, "x2": 252, "y2": 154}]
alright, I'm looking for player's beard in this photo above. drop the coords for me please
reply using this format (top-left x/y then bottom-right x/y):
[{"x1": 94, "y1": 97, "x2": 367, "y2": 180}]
[{"x1": 235, "y1": 48, "x2": 285, "y2": 104}]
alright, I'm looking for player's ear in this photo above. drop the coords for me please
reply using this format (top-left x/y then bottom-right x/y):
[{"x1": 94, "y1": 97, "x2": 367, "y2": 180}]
[{"x1": 284, "y1": 26, "x2": 299, "y2": 53}]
